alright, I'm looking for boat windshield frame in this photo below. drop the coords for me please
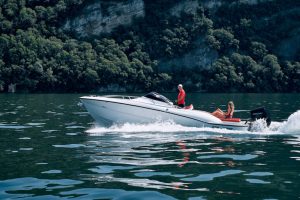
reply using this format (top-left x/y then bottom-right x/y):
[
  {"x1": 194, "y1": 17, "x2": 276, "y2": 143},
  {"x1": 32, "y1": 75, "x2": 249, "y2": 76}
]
[{"x1": 143, "y1": 92, "x2": 173, "y2": 104}]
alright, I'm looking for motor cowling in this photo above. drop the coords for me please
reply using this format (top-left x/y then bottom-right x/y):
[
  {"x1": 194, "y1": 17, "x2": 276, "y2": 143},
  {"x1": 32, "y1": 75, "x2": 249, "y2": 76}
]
[{"x1": 250, "y1": 107, "x2": 271, "y2": 126}]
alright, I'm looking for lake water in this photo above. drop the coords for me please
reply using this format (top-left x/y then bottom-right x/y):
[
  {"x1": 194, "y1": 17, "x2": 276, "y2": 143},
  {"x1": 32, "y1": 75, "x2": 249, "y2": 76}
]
[{"x1": 1, "y1": 93, "x2": 300, "y2": 200}]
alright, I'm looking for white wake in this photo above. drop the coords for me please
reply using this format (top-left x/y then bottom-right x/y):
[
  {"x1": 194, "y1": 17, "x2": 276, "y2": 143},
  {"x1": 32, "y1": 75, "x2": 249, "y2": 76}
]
[
  {"x1": 86, "y1": 110, "x2": 300, "y2": 136},
  {"x1": 278, "y1": 110, "x2": 300, "y2": 134}
]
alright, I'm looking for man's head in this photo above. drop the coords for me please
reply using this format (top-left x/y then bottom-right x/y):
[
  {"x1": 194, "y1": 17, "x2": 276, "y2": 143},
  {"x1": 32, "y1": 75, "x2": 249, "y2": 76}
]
[{"x1": 178, "y1": 84, "x2": 183, "y2": 91}]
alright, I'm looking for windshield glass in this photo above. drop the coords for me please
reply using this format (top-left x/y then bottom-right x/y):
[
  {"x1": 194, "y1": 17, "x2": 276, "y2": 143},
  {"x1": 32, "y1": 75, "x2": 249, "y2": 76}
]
[{"x1": 144, "y1": 92, "x2": 172, "y2": 104}]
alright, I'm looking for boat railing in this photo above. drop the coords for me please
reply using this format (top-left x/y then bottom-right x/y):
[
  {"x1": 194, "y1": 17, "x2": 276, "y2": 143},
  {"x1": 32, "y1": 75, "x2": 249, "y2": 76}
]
[{"x1": 103, "y1": 95, "x2": 138, "y2": 100}]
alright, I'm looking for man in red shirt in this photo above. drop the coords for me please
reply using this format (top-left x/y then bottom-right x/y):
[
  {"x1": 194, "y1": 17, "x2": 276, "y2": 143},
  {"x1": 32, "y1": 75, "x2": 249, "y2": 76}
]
[{"x1": 177, "y1": 84, "x2": 186, "y2": 108}]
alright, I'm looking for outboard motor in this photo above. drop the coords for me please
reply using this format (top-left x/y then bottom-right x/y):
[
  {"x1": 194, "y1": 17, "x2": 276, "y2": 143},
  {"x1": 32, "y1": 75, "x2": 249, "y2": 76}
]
[{"x1": 250, "y1": 107, "x2": 271, "y2": 127}]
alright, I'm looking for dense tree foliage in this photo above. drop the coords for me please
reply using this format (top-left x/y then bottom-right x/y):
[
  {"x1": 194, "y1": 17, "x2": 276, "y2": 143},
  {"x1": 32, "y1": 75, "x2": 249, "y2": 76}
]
[
  {"x1": 203, "y1": 0, "x2": 300, "y2": 92},
  {"x1": 0, "y1": 0, "x2": 171, "y2": 92},
  {"x1": 0, "y1": 0, "x2": 299, "y2": 92}
]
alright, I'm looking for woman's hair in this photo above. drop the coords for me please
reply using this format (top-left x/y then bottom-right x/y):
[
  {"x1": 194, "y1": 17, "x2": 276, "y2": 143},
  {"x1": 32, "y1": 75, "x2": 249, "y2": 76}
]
[{"x1": 228, "y1": 101, "x2": 234, "y2": 110}]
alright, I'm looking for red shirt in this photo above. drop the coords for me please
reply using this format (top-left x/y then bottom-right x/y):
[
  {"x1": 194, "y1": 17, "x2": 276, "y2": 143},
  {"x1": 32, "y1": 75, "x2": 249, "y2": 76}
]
[{"x1": 177, "y1": 89, "x2": 186, "y2": 105}]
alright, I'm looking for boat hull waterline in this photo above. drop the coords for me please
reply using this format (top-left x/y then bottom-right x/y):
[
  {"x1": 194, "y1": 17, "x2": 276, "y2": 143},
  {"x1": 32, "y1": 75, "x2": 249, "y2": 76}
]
[{"x1": 80, "y1": 94, "x2": 249, "y2": 131}]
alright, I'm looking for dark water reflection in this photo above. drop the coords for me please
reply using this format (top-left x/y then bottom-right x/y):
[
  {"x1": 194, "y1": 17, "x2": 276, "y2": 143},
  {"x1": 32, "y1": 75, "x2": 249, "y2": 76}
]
[{"x1": 0, "y1": 93, "x2": 300, "y2": 199}]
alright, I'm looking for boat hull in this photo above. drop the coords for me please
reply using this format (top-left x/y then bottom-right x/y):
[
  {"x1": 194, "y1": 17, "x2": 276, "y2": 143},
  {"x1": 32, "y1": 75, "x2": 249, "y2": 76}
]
[{"x1": 80, "y1": 96, "x2": 249, "y2": 131}]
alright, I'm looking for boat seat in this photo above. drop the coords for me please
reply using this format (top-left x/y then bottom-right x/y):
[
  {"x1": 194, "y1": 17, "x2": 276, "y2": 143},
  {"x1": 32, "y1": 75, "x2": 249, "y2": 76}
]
[
  {"x1": 220, "y1": 118, "x2": 241, "y2": 122},
  {"x1": 184, "y1": 104, "x2": 194, "y2": 110}
]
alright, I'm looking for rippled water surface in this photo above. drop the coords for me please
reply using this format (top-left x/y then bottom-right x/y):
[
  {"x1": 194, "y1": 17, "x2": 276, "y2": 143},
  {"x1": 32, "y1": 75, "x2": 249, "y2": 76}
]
[{"x1": 1, "y1": 93, "x2": 300, "y2": 200}]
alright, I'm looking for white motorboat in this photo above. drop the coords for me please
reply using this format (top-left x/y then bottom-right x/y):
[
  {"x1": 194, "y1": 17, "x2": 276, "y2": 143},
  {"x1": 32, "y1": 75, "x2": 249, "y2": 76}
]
[{"x1": 80, "y1": 92, "x2": 263, "y2": 131}]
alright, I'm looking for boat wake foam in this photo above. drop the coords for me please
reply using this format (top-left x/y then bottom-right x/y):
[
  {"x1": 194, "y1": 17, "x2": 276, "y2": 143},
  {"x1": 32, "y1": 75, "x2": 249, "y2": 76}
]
[
  {"x1": 278, "y1": 110, "x2": 300, "y2": 134},
  {"x1": 86, "y1": 110, "x2": 300, "y2": 136},
  {"x1": 86, "y1": 120, "x2": 203, "y2": 134}
]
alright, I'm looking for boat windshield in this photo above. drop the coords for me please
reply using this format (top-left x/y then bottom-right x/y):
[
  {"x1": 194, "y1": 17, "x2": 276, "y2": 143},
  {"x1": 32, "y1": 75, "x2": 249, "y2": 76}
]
[{"x1": 144, "y1": 92, "x2": 173, "y2": 104}]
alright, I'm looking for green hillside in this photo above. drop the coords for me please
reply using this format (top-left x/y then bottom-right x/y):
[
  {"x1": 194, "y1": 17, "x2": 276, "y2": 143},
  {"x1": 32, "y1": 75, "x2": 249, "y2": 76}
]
[{"x1": 0, "y1": 0, "x2": 299, "y2": 92}]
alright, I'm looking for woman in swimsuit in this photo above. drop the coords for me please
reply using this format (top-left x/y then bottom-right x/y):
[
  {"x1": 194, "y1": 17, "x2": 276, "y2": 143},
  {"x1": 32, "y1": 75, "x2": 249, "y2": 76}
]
[{"x1": 212, "y1": 101, "x2": 234, "y2": 119}]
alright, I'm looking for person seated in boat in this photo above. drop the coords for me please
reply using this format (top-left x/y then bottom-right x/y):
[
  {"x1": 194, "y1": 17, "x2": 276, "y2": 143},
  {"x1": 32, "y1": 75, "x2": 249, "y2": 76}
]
[
  {"x1": 212, "y1": 101, "x2": 234, "y2": 119},
  {"x1": 176, "y1": 84, "x2": 186, "y2": 108}
]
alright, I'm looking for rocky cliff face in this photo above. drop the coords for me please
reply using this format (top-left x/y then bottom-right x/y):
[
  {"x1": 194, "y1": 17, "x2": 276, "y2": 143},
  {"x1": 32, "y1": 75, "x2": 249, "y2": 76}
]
[
  {"x1": 276, "y1": 31, "x2": 300, "y2": 60},
  {"x1": 61, "y1": 0, "x2": 224, "y2": 71},
  {"x1": 168, "y1": 0, "x2": 273, "y2": 17},
  {"x1": 63, "y1": 0, "x2": 145, "y2": 37},
  {"x1": 62, "y1": 0, "x2": 298, "y2": 72},
  {"x1": 63, "y1": 0, "x2": 274, "y2": 38},
  {"x1": 168, "y1": 0, "x2": 222, "y2": 16},
  {"x1": 158, "y1": 37, "x2": 218, "y2": 72},
  {"x1": 272, "y1": 8, "x2": 300, "y2": 60}
]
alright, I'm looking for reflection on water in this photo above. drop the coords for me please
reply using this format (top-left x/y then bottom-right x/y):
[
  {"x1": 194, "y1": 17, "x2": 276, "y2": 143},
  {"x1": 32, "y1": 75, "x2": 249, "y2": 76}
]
[
  {"x1": 0, "y1": 94, "x2": 300, "y2": 199},
  {"x1": 81, "y1": 125, "x2": 300, "y2": 198}
]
